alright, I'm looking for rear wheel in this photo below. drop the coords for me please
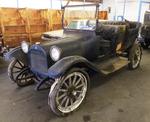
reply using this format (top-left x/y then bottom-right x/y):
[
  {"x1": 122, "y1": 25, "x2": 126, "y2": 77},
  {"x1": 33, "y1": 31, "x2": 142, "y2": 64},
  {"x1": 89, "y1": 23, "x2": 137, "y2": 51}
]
[
  {"x1": 8, "y1": 59, "x2": 34, "y2": 87},
  {"x1": 141, "y1": 42, "x2": 149, "y2": 49},
  {"x1": 141, "y1": 38, "x2": 150, "y2": 49},
  {"x1": 48, "y1": 68, "x2": 90, "y2": 116},
  {"x1": 128, "y1": 42, "x2": 142, "y2": 70}
]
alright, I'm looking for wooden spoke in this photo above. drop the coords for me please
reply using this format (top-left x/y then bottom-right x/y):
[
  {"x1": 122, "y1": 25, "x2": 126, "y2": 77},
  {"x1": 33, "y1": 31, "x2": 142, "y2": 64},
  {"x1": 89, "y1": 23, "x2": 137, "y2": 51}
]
[
  {"x1": 60, "y1": 96, "x2": 68, "y2": 106},
  {"x1": 74, "y1": 77, "x2": 82, "y2": 86},
  {"x1": 58, "y1": 93, "x2": 67, "y2": 100},
  {"x1": 59, "y1": 89, "x2": 67, "y2": 92},
  {"x1": 17, "y1": 60, "x2": 24, "y2": 67},
  {"x1": 76, "y1": 83, "x2": 84, "y2": 89},
  {"x1": 65, "y1": 98, "x2": 70, "y2": 108},
  {"x1": 72, "y1": 74, "x2": 77, "y2": 86}
]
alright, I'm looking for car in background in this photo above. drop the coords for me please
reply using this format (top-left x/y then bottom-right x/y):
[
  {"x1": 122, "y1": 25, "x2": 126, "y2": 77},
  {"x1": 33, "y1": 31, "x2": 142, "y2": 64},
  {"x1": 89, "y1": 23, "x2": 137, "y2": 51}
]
[
  {"x1": 0, "y1": 34, "x2": 9, "y2": 56},
  {"x1": 140, "y1": 11, "x2": 150, "y2": 49}
]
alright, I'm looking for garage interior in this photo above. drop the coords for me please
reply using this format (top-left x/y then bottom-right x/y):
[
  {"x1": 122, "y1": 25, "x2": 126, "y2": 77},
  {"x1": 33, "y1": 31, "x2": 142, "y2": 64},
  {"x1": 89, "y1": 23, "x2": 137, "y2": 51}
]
[{"x1": 0, "y1": 0, "x2": 150, "y2": 122}]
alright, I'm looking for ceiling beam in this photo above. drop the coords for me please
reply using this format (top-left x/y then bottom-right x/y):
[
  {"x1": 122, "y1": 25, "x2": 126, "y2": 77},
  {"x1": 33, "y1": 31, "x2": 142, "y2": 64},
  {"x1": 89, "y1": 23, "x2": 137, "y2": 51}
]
[{"x1": 63, "y1": 0, "x2": 103, "y2": 3}]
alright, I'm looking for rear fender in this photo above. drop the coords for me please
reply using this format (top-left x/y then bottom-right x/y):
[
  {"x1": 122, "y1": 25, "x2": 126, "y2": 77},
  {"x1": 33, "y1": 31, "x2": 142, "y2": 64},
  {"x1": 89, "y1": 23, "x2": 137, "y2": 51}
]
[
  {"x1": 5, "y1": 47, "x2": 28, "y2": 65},
  {"x1": 48, "y1": 56, "x2": 102, "y2": 79}
]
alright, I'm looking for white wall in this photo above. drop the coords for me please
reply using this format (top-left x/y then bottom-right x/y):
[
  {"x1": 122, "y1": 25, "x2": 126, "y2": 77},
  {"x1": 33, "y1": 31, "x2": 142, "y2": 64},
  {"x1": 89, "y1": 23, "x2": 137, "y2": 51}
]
[
  {"x1": 0, "y1": 0, "x2": 93, "y2": 9},
  {"x1": 117, "y1": 0, "x2": 139, "y2": 21},
  {"x1": 0, "y1": 0, "x2": 18, "y2": 7},
  {"x1": 102, "y1": 0, "x2": 139, "y2": 21},
  {"x1": 101, "y1": 0, "x2": 116, "y2": 20},
  {"x1": 0, "y1": 0, "x2": 62, "y2": 9}
]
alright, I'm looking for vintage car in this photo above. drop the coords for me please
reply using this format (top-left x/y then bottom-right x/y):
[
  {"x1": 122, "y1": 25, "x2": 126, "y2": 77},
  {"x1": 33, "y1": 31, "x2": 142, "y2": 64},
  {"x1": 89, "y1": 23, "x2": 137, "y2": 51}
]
[
  {"x1": 140, "y1": 11, "x2": 150, "y2": 48},
  {"x1": 6, "y1": 4, "x2": 142, "y2": 116}
]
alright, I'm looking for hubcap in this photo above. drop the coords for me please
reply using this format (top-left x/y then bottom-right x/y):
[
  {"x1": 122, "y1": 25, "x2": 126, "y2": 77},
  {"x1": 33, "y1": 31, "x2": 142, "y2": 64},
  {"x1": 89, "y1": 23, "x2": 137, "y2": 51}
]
[
  {"x1": 56, "y1": 72, "x2": 88, "y2": 113},
  {"x1": 132, "y1": 46, "x2": 141, "y2": 68}
]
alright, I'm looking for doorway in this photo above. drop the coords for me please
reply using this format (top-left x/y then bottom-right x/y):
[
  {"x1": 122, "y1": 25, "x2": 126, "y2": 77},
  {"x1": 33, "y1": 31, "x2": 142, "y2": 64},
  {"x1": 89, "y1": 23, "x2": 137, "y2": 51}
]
[{"x1": 138, "y1": 1, "x2": 150, "y2": 23}]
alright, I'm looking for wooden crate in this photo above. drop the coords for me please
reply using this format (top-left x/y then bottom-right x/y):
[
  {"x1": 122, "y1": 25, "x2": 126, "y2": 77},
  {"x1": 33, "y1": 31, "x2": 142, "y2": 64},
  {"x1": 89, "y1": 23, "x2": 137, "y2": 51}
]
[
  {"x1": 48, "y1": 10, "x2": 62, "y2": 30},
  {"x1": 99, "y1": 11, "x2": 108, "y2": 20},
  {"x1": 0, "y1": 8, "x2": 28, "y2": 47},
  {"x1": 19, "y1": 8, "x2": 49, "y2": 43}
]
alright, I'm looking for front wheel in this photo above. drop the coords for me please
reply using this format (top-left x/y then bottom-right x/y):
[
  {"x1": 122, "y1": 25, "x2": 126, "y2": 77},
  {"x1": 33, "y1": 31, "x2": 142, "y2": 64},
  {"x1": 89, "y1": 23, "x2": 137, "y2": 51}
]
[
  {"x1": 8, "y1": 59, "x2": 34, "y2": 87},
  {"x1": 48, "y1": 68, "x2": 90, "y2": 116},
  {"x1": 128, "y1": 42, "x2": 142, "y2": 70}
]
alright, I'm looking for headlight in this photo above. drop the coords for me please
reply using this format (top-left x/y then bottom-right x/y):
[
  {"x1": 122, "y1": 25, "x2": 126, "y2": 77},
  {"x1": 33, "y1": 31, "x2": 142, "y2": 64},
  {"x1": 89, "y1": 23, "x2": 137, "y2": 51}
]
[
  {"x1": 21, "y1": 41, "x2": 29, "y2": 53},
  {"x1": 50, "y1": 46, "x2": 61, "y2": 61}
]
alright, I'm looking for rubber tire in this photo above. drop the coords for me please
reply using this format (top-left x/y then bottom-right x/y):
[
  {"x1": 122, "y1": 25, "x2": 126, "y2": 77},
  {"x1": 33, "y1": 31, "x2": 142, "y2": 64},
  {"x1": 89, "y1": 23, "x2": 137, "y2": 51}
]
[
  {"x1": 8, "y1": 59, "x2": 18, "y2": 82},
  {"x1": 48, "y1": 68, "x2": 90, "y2": 116},
  {"x1": 128, "y1": 42, "x2": 142, "y2": 70},
  {"x1": 141, "y1": 42, "x2": 149, "y2": 49},
  {"x1": 8, "y1": 59, "x2": 34, "y2": 87}
]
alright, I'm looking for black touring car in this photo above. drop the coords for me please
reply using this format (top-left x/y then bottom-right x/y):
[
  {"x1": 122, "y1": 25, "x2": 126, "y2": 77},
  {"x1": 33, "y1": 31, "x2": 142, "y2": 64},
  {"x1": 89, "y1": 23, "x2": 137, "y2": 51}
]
[
  {"x1": 140, "y1": 11, "x2": 150, "y2": 49},
  {"x1": 6, "y1": 4, "x2": 142, "y2": 116}
]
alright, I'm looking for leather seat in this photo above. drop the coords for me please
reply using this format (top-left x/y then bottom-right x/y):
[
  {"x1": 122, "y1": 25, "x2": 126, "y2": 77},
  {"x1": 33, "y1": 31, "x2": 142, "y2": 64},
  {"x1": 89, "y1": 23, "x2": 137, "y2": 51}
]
[{"x1": 96, "y1": 20, "x2": 141, "y2": 50}]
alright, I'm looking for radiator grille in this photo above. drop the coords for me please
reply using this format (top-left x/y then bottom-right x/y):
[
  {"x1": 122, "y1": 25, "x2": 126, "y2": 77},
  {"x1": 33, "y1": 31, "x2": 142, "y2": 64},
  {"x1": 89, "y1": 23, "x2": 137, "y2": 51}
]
[{"x1": 29, "y1": 49, "x2": 48, "y2": 73}]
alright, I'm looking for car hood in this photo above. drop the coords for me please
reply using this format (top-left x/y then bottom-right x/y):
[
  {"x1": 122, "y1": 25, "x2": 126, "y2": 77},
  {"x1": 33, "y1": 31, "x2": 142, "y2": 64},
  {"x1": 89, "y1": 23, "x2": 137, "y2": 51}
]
[
  {"x1": 32, "y1": 30, "x2": 96, "y2": 60},
  {"x1": 42, "y1": 30, "x2": 64, "y2": 39},
  {"x1": 41, "y1": 30, "x2": 94, "y2": 45}
]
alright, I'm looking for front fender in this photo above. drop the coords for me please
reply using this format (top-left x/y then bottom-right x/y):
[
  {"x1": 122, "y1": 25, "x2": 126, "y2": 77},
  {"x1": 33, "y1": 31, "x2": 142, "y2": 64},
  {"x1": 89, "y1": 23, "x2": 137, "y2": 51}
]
[
  {"x1": 5, "y1": 47, "x2": 28, "y2": 65},
  {"x1": 48, "y1": 56, "x2": 100, "y2": 79}
]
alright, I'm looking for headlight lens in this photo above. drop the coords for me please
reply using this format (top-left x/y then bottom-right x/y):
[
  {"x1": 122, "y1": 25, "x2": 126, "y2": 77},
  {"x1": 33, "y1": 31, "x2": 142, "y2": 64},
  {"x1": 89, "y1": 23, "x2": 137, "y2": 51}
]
[
  {"x1": 50, "y1": 46, "x2": 61, "y2": 61},
  {"x1": 21, "y1": 41, "x2": 29, "y2": 53}
]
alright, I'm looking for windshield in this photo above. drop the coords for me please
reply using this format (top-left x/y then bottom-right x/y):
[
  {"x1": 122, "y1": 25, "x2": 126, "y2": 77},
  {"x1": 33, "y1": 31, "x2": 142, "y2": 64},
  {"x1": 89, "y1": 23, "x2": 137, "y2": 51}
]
[
  {"x1": 63, "y1": 4, "x2": 97, "y2": 30},
  {"x1": 67, "y1": 20, "x2": 96, "y2": 30},
  {"x1": 68, "y1": 21, "x2": 80, "y2": 29}
]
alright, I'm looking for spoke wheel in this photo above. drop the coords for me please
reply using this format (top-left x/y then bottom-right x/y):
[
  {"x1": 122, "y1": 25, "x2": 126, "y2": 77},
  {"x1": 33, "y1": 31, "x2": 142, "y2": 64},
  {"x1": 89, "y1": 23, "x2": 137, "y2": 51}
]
[
  {"x1": 48, "y1": 68, "x2": 90, "y2": 116},
  {"x1": 132, "y1": 46, "x2": 141, "y2": 68},
  {"x1": 128, "y1": 42, "x2": 142, "y2": 70},
  {"x1": 141, "y1": 42, "x2": 149, "y2": 49},
  {"x1": 8, "y1": 59, "x2": 26, "y2": 82},
  {"x1": 8, "y1": 59, "x2": 34, "y2": 87},
  {"x1": 15, "y1": 68, "x2": 34, "y2": 87}
]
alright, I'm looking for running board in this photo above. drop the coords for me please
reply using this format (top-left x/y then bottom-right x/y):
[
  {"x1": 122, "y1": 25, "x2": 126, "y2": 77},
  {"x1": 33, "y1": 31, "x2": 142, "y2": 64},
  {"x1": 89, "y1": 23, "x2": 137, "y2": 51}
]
[{"x1": 95, "y1": 57, "x2": 129, "y2": 75}]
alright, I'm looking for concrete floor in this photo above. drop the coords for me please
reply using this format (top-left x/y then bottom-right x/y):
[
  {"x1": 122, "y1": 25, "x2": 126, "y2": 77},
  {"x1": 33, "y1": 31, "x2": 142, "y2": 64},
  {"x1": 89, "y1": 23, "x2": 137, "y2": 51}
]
[{"x1": 0, "y1": 51, "x2": 150, "y2": 122}]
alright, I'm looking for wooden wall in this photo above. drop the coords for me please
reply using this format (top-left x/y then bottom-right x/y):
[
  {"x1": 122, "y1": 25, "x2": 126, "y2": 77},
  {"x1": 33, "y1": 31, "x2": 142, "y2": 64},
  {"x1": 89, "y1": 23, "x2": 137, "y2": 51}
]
[{"x1": 0, "y1": 8, "x2": 62, "y2": 47}]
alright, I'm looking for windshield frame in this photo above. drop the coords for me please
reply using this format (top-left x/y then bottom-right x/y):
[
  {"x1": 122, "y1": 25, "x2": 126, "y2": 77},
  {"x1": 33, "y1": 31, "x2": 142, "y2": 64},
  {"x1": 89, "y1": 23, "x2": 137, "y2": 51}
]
[{"x1": 61, "y1": 3, "x2": 99, "y2": 31}]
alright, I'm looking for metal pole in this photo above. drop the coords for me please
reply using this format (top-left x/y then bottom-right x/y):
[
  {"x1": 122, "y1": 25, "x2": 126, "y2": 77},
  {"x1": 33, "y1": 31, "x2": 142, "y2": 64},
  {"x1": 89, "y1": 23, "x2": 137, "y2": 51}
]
[
  {"x1": 138, "y1": 0, "x2": 142, "y2": 22},
  {"x1": 114, "y1": 0, "x2": 117, "y2": 20},
  {"x1": 17, "y1": 0, "x2": 19, "y2": 8},
  {"x1": 50, "y1": 0, "x2": 52, "y2": 9},
  {"x1": 60, "y1": 0, "x2": 63, "y2": 8},
  {"x1": 122, "y1": 0, "x2": 126, "y2": 20}
]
